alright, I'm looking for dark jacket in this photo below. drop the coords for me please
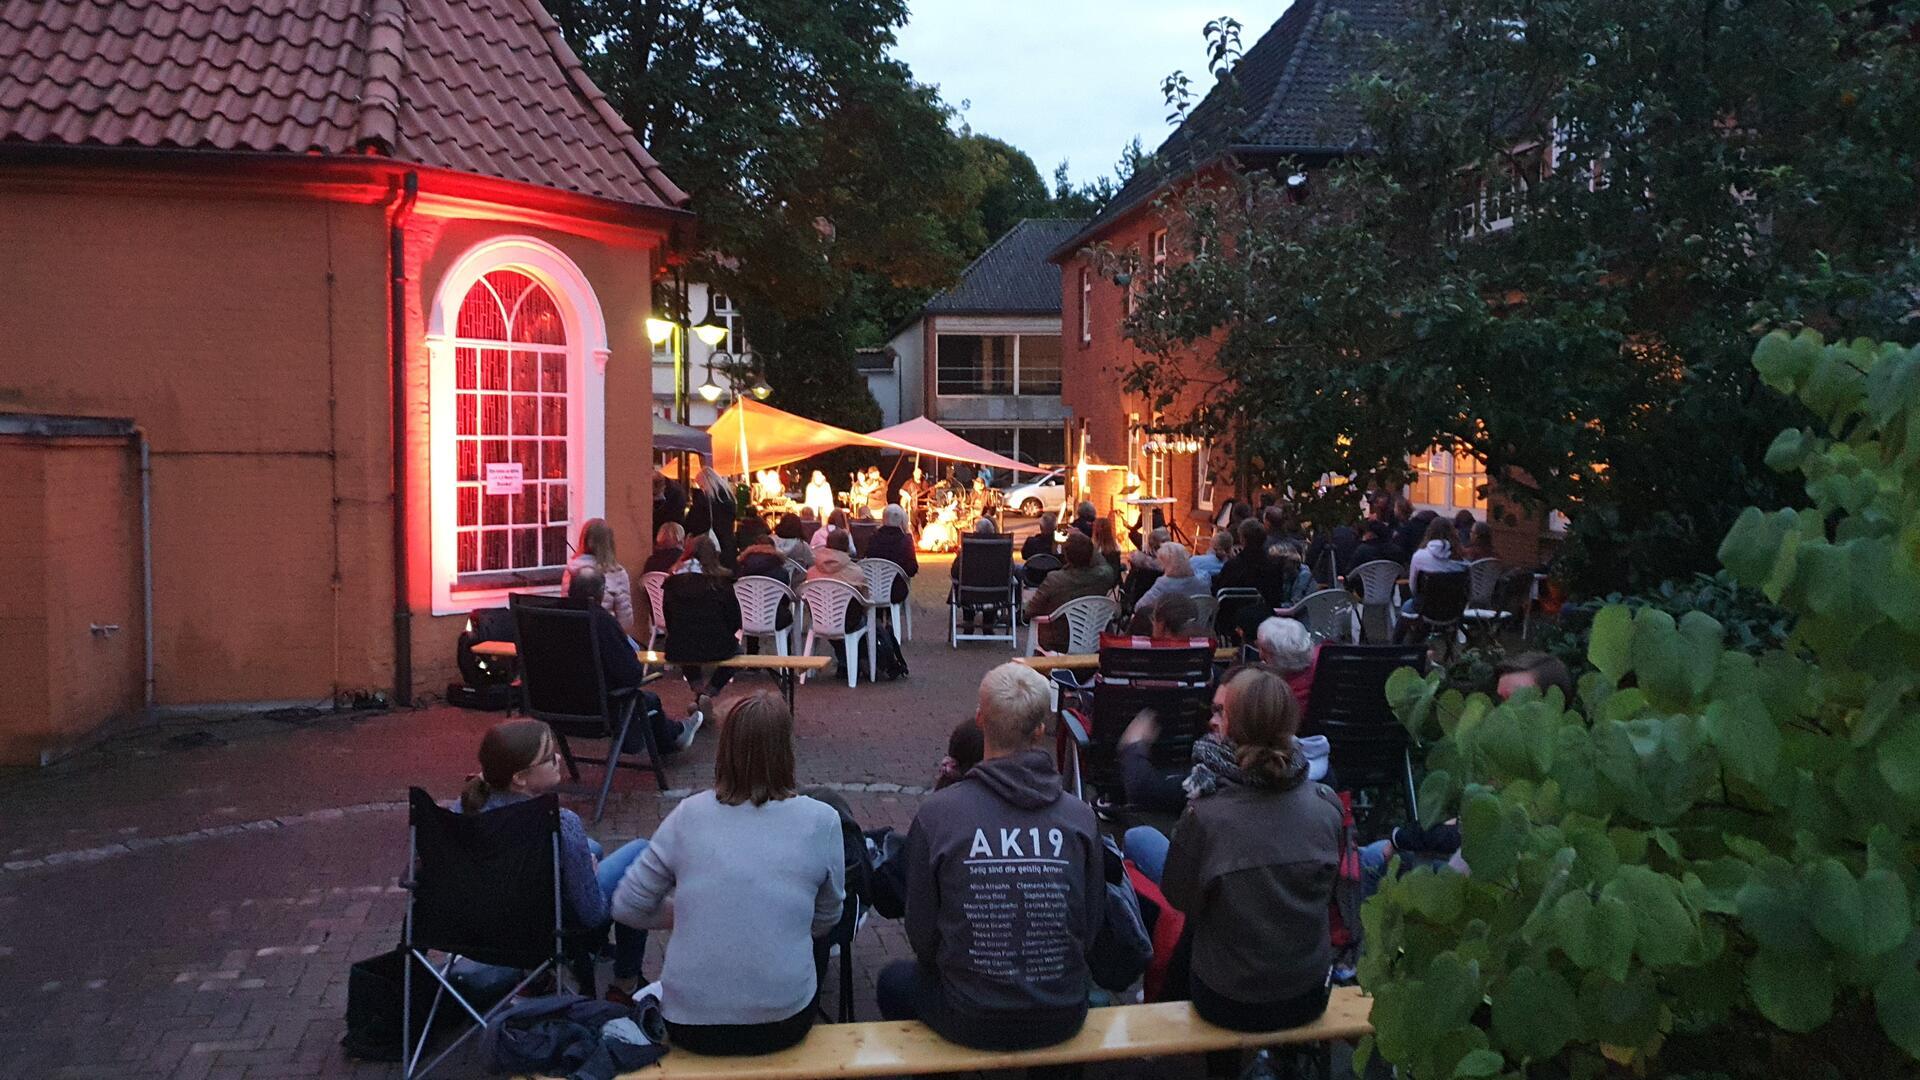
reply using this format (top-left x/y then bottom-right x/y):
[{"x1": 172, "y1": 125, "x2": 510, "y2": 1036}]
[
  {"x1": 590, "y1": 606, "x2": 649, "y2": 691},
  {"x1": 1022, "y1": 532, "x2": 1056, "y2": 561},
  {"x1": 654, "y1": 481, "x2": 687, "y2": 528},
  {"x1": 1023, "y1": 562, "x2": 1117, "y2": 652},
  {"x1": 685, "y1": 490, "x2": 739, "y2": 568},
  {"x1": 1160, "y1": 756, "x2": 1343, "y2": 1006},
  {"x1": 736, "y1": 545, "x2": 795, "y2": 586},
  {"x1": 1306, "y1": 526, "x2": 1359, "y2": 581},
  {"x1": 864, "y1": 525, "x2": 919, "y2": 603},
  {"x1": 661, "y1": 573, "x2": 741, "y2": 664},
  {"x1": 1211, "y1": 549, "x2": 1277, "y2": 603},
  {"x1": 641, "y1": 549, "x2": 681, "y2": 575},
  {"x1": 904, "y1": 749, "x2": 1103, "y2": 1027},
  {"x1": 1350, "y1": 540, "x2": 1402, "y2": 570}
]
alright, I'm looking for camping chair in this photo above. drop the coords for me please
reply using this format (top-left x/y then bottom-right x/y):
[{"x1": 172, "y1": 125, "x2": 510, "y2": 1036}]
[
  {"x1": 1348, "y1": 560, "x2": 1404, "y2": 643},
  {"x1": 799, "y1": 578, "x2": 877, "y2": 688},
  {"x1": 1401, "y1": 571, "x2": 1471, "y2": 660},
  {"x1": 947, "y1": 537, "x2": 1019, "y2": 648},
  {"x1": 1212, "y1": 586, "x2": 1268, "y2": 647},
  {"x1": 735, "y1": 575, "x2": 798, "y2": 656},
  {"x1": 401, "y1": 788, "x2": 576, "y2": 1079},
  {"x1": 1026, "y1": 594, "x2": 1118, "y2": 657},
  {"x1": 807, "y1": 791, "x2": 871, "y2": 1024},
  {"x1": 1304, "y1": 644, "x2": 1428, "y2": 840},
  {"x1": 1022, "y1": 552, "x2": 1063, "y2": 588},
  {"x1": 1055, "y1": 633, "x2": 1215, "y2": 803},
  {"x1": 639, "y1": 571, "x2": 669, "y2": 661},
  {"x1": 509, "y1": 595, "x2": 664, "y2": 823},
  {"x1": 1280, "y1": 588, "x2": 1359, "y2": 643},
  {"x1": 858, "y1": 558, "x2": 912, "y2": 641}
]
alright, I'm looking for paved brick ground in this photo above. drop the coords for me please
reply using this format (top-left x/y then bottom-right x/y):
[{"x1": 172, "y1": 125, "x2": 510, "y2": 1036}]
[{"x1": 0, "y1": 561, "x2": 1240, "y2": 1079}]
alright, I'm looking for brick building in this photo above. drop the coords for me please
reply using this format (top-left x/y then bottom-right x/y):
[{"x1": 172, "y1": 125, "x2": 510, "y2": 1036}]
[
  {"x1": 0, "y1": 0, "x2": 688, "y2": 762},
  {"x1": 1048, "y1": 0, "x2": 1545, "y2": 558}
]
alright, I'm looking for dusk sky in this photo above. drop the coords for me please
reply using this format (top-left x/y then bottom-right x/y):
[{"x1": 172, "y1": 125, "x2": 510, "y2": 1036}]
[{"x1": 892, "y1": 1, "x2": 1267, "y2": 189}]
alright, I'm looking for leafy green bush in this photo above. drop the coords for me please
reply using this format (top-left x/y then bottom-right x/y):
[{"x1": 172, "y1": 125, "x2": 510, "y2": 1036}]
[{"x1": 1361, "y1": 330, "x2": 1920, "y2": 1078}]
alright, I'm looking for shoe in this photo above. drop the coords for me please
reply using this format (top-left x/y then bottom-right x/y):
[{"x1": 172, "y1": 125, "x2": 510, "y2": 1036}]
[{"x1": 675, "y1": 709, "x2": 704, "y2": 751}]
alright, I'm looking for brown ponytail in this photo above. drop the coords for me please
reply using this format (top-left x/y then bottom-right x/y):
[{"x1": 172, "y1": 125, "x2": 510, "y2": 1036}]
[
  {"x1": 1222, "y1": 666, "x2": 1303, "y2": 786},
  {"x1": 461, "y1": 719, "x2": 553, "y2": 814}
]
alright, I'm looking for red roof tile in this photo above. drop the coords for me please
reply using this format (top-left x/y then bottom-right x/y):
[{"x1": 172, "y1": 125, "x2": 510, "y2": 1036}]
[{"x1": 0, "y1": 0, "x2": 688, "y2": 210}]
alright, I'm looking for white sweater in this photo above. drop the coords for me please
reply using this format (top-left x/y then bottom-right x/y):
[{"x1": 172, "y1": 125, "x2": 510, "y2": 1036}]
[
  {"x1": 611, "y1": 791, "x2": 845, "y2": 1026},
  {"x1": 1407, "y1": 540, "x2": 1466, "y2": 594}
]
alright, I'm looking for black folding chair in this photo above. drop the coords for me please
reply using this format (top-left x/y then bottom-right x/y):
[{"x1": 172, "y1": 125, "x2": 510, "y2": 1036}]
[
  {"x1": 948, "y1": 537, "x2": 1020, "y2": 647},
  {"x1": 509, "y1": 594, "x2": 665, "y2": 823},
  {"x1": 1304, "y1": 644, "x2": 1428, "y2": 840},
  {"x1": 1056, "y1": 633, "x2": 1215, "y2": 803},
  {"x1": 1400, "y1": 570, "x2": 1470, "y2": 660},
  {"x1": 401, "y1": 789, "x2": 566, "y2": 1079},
  {"x1": 1212, "y1": 586, "x2": 1269, "y2": 647},
  {"x1": 808, "y1": 797, "x2": 870, "y2": 1024}
]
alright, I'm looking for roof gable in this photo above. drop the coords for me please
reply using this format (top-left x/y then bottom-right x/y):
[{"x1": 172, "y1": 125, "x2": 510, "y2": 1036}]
[
  {"x1": 1052, "y1": 0, "x2": 1407, "y2": 259},
  {"x1": 0, "y1": 0, "x2": 687, "y2": 210},
  {"x1": 924, "y1": 218, "x2": 1087, "y2": 316}
]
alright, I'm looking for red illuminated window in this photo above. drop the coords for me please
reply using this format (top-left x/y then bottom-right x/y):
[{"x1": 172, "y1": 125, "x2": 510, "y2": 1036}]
[{"x1": 453, "y1": 270, "x2": 570, "y2": 582}]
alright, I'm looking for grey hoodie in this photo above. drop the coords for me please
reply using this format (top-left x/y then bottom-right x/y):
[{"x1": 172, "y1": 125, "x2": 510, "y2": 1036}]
[{"x1": 903, "y1": 747, "x2": 1103, "y2": 1022}]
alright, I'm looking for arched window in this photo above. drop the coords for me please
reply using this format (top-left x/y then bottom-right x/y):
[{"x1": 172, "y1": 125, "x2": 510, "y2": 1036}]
[
  {"x1": 428, "y1": 236, "x2": 609, "y2": 616},
  {"x1": 453, "y1": 270, "x2": 571, "y2": 580}
]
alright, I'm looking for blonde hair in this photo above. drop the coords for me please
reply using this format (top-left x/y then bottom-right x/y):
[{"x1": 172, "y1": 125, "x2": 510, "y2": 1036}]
[
  {"x1": 1157, "y1": 542, "x2": 1193, "y2": 577},
  {"x1": 698, "y1": 465, "x2": 734, "y2": 506},
  {"x1": 577, "y1": 518, "x2": 619, "y2": 570},
  {"x1": 654, "y1": 521, "x2": 687, "y2": 550},
  {"x1": 1222, "y1": 666, "x2": 1302, "y2": 785},
  {"x1": 977, "y1": 663, "x2": 1052, "y2": 751}
]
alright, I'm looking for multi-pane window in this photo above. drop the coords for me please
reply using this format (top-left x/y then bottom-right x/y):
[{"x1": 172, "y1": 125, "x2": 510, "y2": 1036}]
[
  {"x1": 935, "y1": 335, "x2": 1064, "y2": 396},
  {"x1": 712, "y1": 292, "x2": 748, "y2": 356},
  {"x1": 454, "y1": 269, "x2": 571, "y2": 582},
  {"x1": 1150, "y1": 229, "x2": 1168, "y2": 282},
  {"x1": 1409, "y1": 444, "x2": 1489, "y2": 512},
  {"x1": 1016, "y1": 335, "x2": 1062, "y2": 394}
]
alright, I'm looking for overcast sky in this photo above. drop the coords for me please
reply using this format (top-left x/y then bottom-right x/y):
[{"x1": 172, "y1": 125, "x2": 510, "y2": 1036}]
[{"x1": 892, "y1": 1, "x2": 1268, "y2": 189}]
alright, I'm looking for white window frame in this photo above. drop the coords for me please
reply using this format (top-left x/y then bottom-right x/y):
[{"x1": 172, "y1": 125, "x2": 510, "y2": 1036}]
[
  {"x1": 427, "y1": 236, "x2": 608, "y2": 616},
  {"x1": 712, "y1": 292, "x2": 749, "y2": 359},
  {"x1": 1079, "y1": 266, "x2": 1092, "y2": 345},
  {"x1": 1150, "y1": 229, "x2": 1168, "y2": 282},
  {"x1": 1194, "y1": 441, "x2": 1215, "y2": 512},
  {"x1": 1406, "y1": 444, "x2": 1489, "y2": 515}
]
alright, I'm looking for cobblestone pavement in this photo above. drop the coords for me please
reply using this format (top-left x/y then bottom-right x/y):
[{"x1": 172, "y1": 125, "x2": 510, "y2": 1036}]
[{"x1": 0, "y1": 559, "x2": 1222, "y2": 1079}]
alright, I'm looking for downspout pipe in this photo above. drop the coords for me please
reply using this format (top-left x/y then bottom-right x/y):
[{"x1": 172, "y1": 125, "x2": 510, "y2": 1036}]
[
  {"x1": 388, "y1": 171, "x2": 419, "y2": 707},
  {"x1": 137, "y1": 427, "x2": 154, "y2": 716}
]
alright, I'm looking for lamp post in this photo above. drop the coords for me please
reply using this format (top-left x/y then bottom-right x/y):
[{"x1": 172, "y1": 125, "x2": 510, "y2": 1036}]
[{"x1": 696, "y1": 349, "x2": 773, "y2": 479}]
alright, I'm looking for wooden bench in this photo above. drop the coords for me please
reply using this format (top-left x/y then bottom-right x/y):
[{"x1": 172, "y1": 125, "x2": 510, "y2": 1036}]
[
  {"x1": 1015, "y1": 646, "x2": 1239, "y2": 674},
  {"x1": 612, "y1": 990, "x2": 1371, "y2": 1078},
  {"x1": 470, "y1": 641, "x2": 830, "y2": 714}
]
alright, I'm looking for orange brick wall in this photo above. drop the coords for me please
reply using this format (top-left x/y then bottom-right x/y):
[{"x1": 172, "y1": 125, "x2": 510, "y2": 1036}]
[
  {"x1": 0, "y1": 435, "x2": 144, "y2": 764},
  {"x1": 0, "y1": 170, "x2": 660, "y2": 714}
]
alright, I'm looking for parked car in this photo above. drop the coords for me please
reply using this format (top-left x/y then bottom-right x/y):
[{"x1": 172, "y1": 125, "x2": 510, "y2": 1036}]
[{"x1": 1005, "y1": 469, "x2": 1067, "y2": 516}]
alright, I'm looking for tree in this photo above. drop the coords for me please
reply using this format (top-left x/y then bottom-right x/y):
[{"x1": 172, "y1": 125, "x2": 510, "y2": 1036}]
[
  {"x1": 1366, "y1": 329, "x2": 1920, "y2": 1077},
  {"x1": 1125, "y1": 0, "x2": 1920, "y2": 594},
  {"x1": 545, "y1": 0, "x2": 978, "y2": 435}
]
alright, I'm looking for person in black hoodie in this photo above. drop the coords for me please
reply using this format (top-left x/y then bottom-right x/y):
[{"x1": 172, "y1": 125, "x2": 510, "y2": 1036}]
[
  {"x1": 684, "y1": 466, "x2": 739, "y2": 568},
  {"x1": 569, "y1": 567, "x2": 691, "y2": 752},
  {"x1": 877, "y1": 663, "x2": 1104, "y2": 1052}
]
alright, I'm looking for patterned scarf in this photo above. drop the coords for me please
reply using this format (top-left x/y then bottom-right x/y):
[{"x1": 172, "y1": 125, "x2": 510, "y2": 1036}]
[{"x1": 1182, "y1": 734, "x2": 1302, "y2": 799}]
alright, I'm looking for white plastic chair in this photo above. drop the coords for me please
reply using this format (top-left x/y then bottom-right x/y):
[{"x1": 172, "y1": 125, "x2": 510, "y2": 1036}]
[
  {"x1": 1465, "y1": 558, "x2": 1506, "y2": 618},
  {"x1": 798, "y1": 579, "x2": 876, "y2": 688},
  {"x1": 1025, "y1": 594, "x2": 1118, "y2": 657},
  {"x1": 1282, "y1": 588, "x2": 1359, "y2": 643},
  {"x1": 734, "y1": 576, "x2": 797, "y2": 656},
  {"x1": 858, "y1": 558, "x2": 912, "y2": 641},
  {"x1": 639, "y1": 571, "x2": 669, "y2": 665},
  {"x1": 1350, "y1": 560, "x2": 1403, "y2": 643}
]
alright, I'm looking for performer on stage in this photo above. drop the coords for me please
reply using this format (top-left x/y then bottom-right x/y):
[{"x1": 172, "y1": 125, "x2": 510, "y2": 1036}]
[
  {"x1": 863, "y1": 466, "x2": 887, "y2": 518},
  {"x1": 804, "y1": 470, "x2": 835, "y2": 521}
]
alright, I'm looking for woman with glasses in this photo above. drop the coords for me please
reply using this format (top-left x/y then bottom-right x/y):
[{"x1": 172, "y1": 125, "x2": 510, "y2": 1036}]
[{"x1": 456, "y1": 718, "x2": 655, "y2": 995}]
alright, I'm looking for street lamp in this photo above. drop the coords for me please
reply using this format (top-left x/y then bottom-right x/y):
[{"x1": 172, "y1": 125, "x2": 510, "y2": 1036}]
[
  {"x1": 750, "y1": 379, "x2": 773, "y2": 401},
  {"x1": 692, "y1": 320, "x2": 729, "y2": 348}
]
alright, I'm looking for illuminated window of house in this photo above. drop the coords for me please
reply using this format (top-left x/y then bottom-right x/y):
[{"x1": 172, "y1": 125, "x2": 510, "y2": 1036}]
[
  {"x1": 454, "y1": 270, "x2": 571, "y2": 582},
  {"x1": 1408, "y1": 444, "x2": 1489, "y2": 513}
]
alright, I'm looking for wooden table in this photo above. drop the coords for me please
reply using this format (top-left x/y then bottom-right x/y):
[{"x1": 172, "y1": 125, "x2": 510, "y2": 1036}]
[
  {"x1": 471, "y1": 640, "x2": 829, "y2": 713},
  {"x1": 1015, "y1": 646, "x2": 1240, "y2": 673}
]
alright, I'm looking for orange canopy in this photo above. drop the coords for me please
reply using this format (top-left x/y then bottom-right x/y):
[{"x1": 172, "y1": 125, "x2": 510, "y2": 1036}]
[
  {"x1": 706, "y1": 399, "x2": 1055, "y2": 475},
  {"x1": 705, "y1": 398, "x2": 891, "y2": 475}
]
